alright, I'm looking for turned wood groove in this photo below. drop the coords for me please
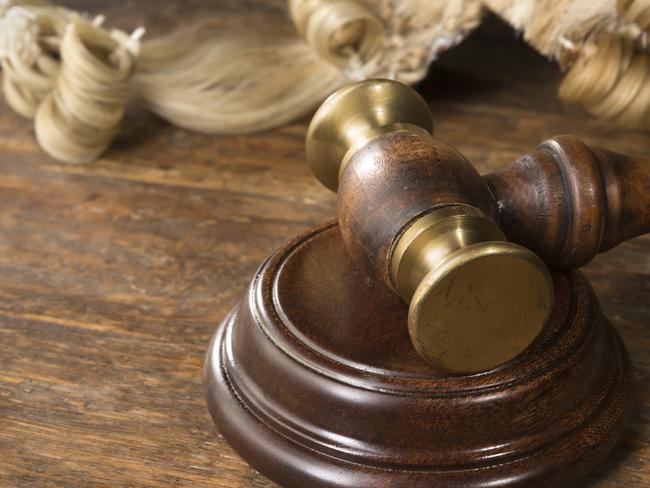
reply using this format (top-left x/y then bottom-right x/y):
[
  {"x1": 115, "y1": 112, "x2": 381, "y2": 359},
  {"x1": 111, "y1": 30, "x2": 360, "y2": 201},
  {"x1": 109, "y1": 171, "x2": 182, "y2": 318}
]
[{"x1": 486, "y1": 135, "x2": 650, "y2": 268}]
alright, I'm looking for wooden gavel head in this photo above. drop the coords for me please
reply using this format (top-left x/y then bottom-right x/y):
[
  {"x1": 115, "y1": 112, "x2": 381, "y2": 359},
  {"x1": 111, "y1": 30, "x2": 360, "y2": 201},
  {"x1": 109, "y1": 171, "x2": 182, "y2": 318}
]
[
  {"x1": 307, "y1": 79, "x2": 650, "y2": 374},
  {"x1": 307, "y1": 80, "x2": 553, "y2": 373}
]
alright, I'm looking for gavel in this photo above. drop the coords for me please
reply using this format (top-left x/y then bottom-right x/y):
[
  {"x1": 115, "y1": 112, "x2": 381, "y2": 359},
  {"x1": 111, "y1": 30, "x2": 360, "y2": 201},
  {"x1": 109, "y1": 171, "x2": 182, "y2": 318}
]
[{"x1": 306, "y1": 79, "x2": 650, "y2": 374}]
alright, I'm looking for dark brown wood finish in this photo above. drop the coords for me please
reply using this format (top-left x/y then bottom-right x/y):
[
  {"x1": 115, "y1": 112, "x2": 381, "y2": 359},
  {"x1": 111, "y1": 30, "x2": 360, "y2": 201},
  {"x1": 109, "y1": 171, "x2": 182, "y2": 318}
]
[
  {"x1": 337, "y1": 131, "x2": 650, "y2": 287},
  {"x1": 486, "y1": 136, "x2": 650, "y2": 268},
  {"x1": 338, "y1": 129, "x2": 496, "y2": 287},
  {"x1": 206, "y1": 223, "x2": 633, "y2": 487},
  {"x1": 0, "y1": 1, "x2": 648, "y2": 487}
]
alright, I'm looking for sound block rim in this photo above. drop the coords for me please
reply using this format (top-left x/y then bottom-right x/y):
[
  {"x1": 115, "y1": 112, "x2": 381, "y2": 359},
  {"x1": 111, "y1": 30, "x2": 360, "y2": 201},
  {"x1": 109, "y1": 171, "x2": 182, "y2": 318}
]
[{"x1": 205, "y1": 223, "x2": 634, "y2": 488}]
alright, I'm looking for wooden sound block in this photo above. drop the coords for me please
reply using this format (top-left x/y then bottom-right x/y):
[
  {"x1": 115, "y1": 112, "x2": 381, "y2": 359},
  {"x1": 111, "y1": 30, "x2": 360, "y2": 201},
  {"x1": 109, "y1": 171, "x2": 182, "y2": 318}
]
[{"x1": 205, "y1": 222, "x2": 634, "y2": 487}]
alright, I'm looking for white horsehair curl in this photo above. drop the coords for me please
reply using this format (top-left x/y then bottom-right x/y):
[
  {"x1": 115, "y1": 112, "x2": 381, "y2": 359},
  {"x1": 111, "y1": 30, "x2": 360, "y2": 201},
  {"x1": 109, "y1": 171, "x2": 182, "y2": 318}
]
[{"x1": 0, "y1": 0, "x2": 648, "y2": 164}]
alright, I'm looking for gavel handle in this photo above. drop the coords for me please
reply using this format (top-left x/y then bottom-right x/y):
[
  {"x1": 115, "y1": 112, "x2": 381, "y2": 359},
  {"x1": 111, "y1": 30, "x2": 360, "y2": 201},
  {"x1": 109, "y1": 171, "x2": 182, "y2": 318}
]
[{"x1": 484, "y1": 135, "x2": 650, "y2": 269}]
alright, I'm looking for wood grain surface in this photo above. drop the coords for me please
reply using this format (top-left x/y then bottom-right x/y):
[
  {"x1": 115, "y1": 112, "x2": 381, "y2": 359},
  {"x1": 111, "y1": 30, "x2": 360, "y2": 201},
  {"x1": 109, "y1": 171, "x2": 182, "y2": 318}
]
[{"x1": 0, "y1": 1, "x2": 648, "y2": 486}]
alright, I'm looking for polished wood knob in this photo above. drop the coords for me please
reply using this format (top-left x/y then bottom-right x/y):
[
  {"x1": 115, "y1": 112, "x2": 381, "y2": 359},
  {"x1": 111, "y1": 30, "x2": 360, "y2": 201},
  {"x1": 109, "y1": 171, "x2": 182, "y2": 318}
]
[
  {"x1": 307, "y1": 80, "x2": 553, "y2": 374},
  {"x1": 485, "y1": 135, "x2": 650, "y2": 268}
]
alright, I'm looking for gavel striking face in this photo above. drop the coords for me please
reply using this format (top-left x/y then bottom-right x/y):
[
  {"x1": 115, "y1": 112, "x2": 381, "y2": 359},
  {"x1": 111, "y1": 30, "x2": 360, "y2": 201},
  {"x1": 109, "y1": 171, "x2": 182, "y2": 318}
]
[{"x1": 306, "y1": 79, "x2": 650, "y2": 374}]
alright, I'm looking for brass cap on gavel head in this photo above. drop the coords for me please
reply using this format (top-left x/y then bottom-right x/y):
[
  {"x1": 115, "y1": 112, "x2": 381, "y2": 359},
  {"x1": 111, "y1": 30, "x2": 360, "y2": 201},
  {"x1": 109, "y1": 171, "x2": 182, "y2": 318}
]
[
  {"x1": 391, "y1": 206, "x2": 553, "y2": 374},
  {"x1": 306, "y1": 78, "x2": 433, "y2": 192}
]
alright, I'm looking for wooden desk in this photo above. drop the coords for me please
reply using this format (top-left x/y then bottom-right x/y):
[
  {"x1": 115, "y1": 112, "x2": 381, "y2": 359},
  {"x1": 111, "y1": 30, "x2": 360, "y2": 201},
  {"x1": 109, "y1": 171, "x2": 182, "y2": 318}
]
[{"x1": 0, "y1": 1, "x2": 647, "y2": 486}]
